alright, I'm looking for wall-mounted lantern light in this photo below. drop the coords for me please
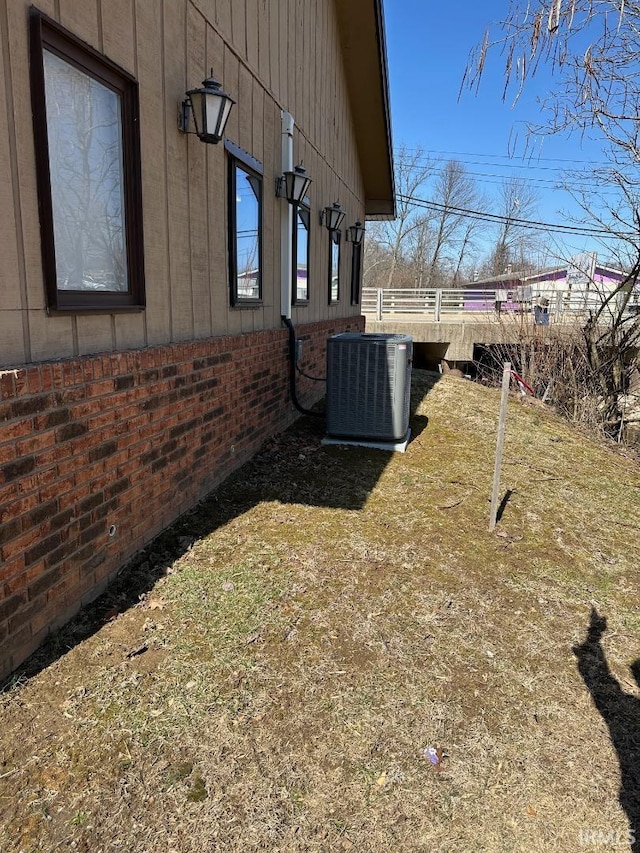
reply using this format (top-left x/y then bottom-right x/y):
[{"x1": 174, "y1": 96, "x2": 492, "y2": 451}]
[
  {"x1": 276, "y1": 164, "x2": 312, "y2": 205},
  {"x1": 178, "y1": 72, "x2": 235, "y2": 144},
  {"x1": 346, "y1": 221, "x2": 365, "y2": 244},
  {"x1": 320, "y1": 202, "x2": 346, "y2": 231}
]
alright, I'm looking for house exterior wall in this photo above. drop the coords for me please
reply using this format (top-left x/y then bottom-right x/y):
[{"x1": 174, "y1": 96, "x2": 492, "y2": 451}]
[
  {"x1": 0, "y1": 0, "x2": 366, "y2": 366},
  {"x1": 0, "y1": 0, "x2": 386, "y2": 679},
  {"x1": 0, "y1": 315, "x2": 364, "y2": 680}
]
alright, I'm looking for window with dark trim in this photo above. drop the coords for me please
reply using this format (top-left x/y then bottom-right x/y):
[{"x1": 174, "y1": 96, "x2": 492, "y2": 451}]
[
  {"x1": 293, "y1": 205, "x2": 309, "y2": 304},
  {"x1": 351, "y1": 242, "x2": 363, "y2": 305},
  {"x1": 227, "y1": 147, "x2": 263, "y2": 306},
  {"x1": 30, "y1": 9, "x2": 145, "y2": 313},
  {"x1": 328, "y1": 230, "x2": 341, "y2": 304}
]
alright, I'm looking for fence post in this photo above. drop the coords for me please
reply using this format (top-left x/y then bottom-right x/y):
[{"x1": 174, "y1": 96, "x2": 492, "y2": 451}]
[
  {"x1": 376, "y1": 288, "x2": 383, "y2": 321},
  {"x1": 554, "y1": 291, "x2": 563, "y2": 323},
  {"x1": 435, "y1": 288, "x2": 442, "y2": 322}
]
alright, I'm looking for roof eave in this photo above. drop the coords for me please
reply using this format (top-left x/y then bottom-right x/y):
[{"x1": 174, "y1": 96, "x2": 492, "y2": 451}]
[{"x1": 335, "y1": 0, "x2": 395, "y2": 218}]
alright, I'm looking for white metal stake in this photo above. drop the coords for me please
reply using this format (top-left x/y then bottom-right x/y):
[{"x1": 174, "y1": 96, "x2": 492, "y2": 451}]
[{"x1": 489, "y1": 362, "x2": 511, "y2": 532}]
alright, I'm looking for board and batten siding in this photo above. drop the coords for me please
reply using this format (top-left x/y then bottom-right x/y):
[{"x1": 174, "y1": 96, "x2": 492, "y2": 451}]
[{"x1": 0, "y1": 0, "x2": 366, "y2": 368}]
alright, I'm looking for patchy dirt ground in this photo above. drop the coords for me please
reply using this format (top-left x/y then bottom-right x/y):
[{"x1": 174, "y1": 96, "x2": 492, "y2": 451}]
[{"x1": 1, "y1": 371, "x2": 640, "y2": 852}]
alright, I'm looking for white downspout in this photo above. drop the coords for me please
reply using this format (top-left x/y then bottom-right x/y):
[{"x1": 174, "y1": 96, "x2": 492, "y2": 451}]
[{"x1": 280, "y1": 110, "x2": 294, "y2": 319}]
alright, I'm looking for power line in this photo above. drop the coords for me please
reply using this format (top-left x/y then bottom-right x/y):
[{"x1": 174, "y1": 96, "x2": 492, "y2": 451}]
[
  {"x1": 396, "y1": 193, "x2": 632, "y2": 240},
  {"x1": 422, "y1": 170, "x2": 573, "y2": 188},
  {"x1": 395, "y1": 154, "x2": 622, "y2": 193},
  {"x1": 467, "y1": 176, "x2": 618, "y2": 195},
  {"x1": 401, "y1": 194, "x2": 616, "y2": 237},
  {"x1": 428, "y1": 172, "x2": 619, "y2": 195},
  {"x1": 397, "y1": 153, "x2": 595, "y2": 175},
  {"x1": 399, "y1": 146, "x2": 610, "y2": 166}
]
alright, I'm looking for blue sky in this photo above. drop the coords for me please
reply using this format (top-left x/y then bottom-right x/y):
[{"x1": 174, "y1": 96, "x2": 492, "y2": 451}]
[{"x1": 382, "y1": 1, "x2": 616, "y2": 264}]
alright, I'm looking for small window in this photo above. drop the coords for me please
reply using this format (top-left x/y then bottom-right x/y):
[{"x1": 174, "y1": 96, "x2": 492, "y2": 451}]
[
  {"x1": 293, "y1": 206, "x2": 309, "y2": 304},
  {"x1": 228, "y1": 150, "x2": 262, "y2": 306},
  {"x1": 30, "y1": 10, "x2": 145, "y2": 312},
  {"x1": 351, "y1": 242, "x2": 363, "y2": 305},
  {"x1": 328, "y1": 230, "x2": 341, "y2": 304}
]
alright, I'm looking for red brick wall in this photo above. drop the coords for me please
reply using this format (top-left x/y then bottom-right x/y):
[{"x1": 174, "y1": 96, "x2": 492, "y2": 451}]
[{"x1": 0, "y1": 317, "x2": 364, "y2": 680}]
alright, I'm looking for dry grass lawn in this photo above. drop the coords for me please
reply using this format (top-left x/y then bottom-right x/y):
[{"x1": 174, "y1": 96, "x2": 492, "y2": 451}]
[{"x1": 1, "y1": 371, "x2": 639, "y2": 852}]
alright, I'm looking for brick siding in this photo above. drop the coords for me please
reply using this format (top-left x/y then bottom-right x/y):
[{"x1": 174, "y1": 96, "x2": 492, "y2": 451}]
[{"x1": 0, "y1": 317, "x2": 364, "y2": 680}]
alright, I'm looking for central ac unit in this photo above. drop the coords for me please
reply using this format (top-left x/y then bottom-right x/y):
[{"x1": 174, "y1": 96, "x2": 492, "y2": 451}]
[{"x1": 325, "y1": 332, "x2": 413, "y2": 442}]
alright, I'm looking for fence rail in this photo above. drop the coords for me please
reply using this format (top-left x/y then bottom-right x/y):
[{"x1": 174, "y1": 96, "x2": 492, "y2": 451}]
[{"x1": 361, "y1": 287, "x2": 640, "y2": 323}]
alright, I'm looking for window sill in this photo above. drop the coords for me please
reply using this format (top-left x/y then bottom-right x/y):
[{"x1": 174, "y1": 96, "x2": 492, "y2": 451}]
[{"x1": 231, "y1": 301, "x2": 264, "y2": 310}]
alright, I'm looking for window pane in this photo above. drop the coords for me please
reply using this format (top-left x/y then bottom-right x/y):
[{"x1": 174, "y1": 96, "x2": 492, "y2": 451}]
[
  {"x1": 330, "y1": 234, "x2": 340, "y2": 302},
  {"x1": 235, "y1": 165, "x2": 260, "y2": 300},
  {"x1": 295, "y1": 208, "x2": 309, "y2": 301},
  {"x1": 351, "y1": 242, "x2": 362, "y2": 305},
  {"x1": 43, "y1": 49, "x2": 127, "y2": 293}
]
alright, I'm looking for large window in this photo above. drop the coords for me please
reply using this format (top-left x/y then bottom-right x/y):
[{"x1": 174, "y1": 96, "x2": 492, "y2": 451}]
[
  {"x1": 293, "y1": 206, "x2": 309, "y2": 304},
  {"x1": 351, "y1": 242, "x2": 363, "y2": 305},
  {"x1": 328, "y1": 230, "x2": 341, "y2": 304},
  {"x1": 228, "y1": 145, "x2": 263, "y2": 306},
  {"x1": 30, "y1": 10, "x2": 145, "y2": 312}
]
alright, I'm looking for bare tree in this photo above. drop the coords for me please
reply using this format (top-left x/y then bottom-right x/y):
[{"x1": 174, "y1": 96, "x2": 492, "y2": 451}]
[
  {"x1": 463, "y1": 1, "x2": 640, "y2": 249},
  {"x1": 406, "y1": 216, "x2": 435, "y2": 289},
  {"x1": 488, "y1": 177, "x2": 539, "y2": 275},
  {"x1": 464, "y1": 1, "x2": 640, "y2": 437},
  {"x1": 426, "y1": 160, "x2": 483, "y2": 285},
  {"x1": 374, "y1": 145, "x2": 434, "y2": 288},
  {"x1": 452, "y1": 219, "x2": 485, "y2": 284},
  {"x1": 466, "y1": 2, "x2": 640, "y2": 166},
  {"x1": 362, "y1": 232, "x2": 392, "y2": 288},
  {"x1": 369, "y1": 151, "x2": 487, "y2": 289}
]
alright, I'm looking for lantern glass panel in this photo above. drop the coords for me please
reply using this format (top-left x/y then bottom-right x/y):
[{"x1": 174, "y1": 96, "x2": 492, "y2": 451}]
[
  {"x1": 189, "y1": 91, "x2": 204, "y2": 137},
  {"x1": 216, "y1": 96, "x2": 234, "y2": 139},
  {"x1": 204, "y1": 92, "x2": 224, "y2": 137}
]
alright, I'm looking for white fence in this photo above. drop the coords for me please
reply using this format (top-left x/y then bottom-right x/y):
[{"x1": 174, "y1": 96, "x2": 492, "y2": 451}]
[{"x1": 361, "y1": 287, "x2": 640, "y2": 323}]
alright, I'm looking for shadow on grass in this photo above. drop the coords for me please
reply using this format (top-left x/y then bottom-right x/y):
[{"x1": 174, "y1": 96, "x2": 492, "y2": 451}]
[
  {"x1": 496, "y1": 488, "x2": 515, "y2": 524},
  {"x1": 573, "y1": 608, "x2": 640, "y2": 851},
  {"x1": 3, "y1": 370, "x2": 439, "y2": 690}
]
